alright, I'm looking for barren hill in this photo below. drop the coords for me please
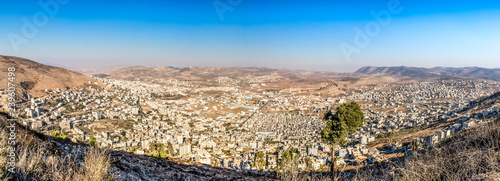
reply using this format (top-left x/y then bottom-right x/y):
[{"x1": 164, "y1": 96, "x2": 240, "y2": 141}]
[
  {"x1": 102, "y1": 66, "x2": 402, "y2": 96},
  {"x1": 101, "y1": 66, "x2": 407, "y2": 96},
  {"x1": 0, "y1": 55, "x2": 102, "y2": 98},
  {"x1": 102, "y1": 65, "x2": 344, "y2": 81}
]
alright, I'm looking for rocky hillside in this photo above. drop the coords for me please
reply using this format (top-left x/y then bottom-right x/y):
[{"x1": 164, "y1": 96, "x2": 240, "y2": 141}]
[
  {"x1": 355, "y1": 66, "x2": 500, "y2": 81},
  {"x1": 0, "y1": 55, "x2": 102, "y2": 98},
  {"x1": 282, "y1": 116, "x2": 500, "y2": 181}
]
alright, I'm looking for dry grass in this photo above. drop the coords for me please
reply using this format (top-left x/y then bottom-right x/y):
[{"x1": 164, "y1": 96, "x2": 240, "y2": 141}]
[
  {"x1": 390, "y1": 118, "x2": 500, "y2": 181},
  {"x1": 0, "y1": 118, "x2": 113, "y2": 181},
  {"x1": 81, "y1": 148, "x2": 113, "y2": 181}
]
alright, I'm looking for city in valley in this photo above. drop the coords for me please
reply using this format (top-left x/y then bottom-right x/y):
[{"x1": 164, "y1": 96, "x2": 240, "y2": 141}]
[
  {"x1": 2, "y1": 1, "x2": 500, "y2": 180},
  {"x1": 3, "y1": 59, "x2": 499, "y2": 173}
]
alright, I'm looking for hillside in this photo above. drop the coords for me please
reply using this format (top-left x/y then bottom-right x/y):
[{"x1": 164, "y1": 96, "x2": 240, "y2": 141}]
[
  {"x1": 282, "y1": 115, "x2": 500, "y2": 181},
  {"x1": 355, "y1": 66, "x2": 500, "y2": 81},
  {"x1": 0, "y1": 55, "x2": 102, "y2": 98},
  {"x1": 280, "y1": 90, "x2": 500, "y2": 180},
  {"x1": 0, "y1": 112, "x2": 276, "y2": 181},
  {"x1": 372, "y1": 115, "x2": 500, "y2": 180}
]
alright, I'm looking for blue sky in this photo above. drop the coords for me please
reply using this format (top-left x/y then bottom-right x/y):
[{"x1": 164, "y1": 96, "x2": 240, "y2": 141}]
[{"x1": 1, "y1": 0, "x2": 499, "y2": 72}]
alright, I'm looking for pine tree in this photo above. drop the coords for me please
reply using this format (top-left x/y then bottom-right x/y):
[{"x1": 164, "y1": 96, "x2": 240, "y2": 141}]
[{"x1": 321, "y1": 101, "x2": 364, "y2": 175}]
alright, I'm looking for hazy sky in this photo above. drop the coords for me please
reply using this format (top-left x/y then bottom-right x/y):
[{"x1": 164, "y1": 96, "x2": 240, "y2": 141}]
[{"x1": 1, "y1": 0, "x2": 500, "y2": 72}]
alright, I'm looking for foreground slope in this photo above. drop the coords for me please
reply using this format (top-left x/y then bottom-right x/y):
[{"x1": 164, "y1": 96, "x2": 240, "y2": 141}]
[
  {"x1": 0, "y1": 113, "x2": 276, "y2": 181},
  {"x1": 284, "y1": 115, "x2": 500, "y2": 181}
]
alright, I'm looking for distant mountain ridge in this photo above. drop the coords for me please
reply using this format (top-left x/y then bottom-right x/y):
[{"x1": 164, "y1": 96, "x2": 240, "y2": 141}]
[
  {"x1": 66, "y1": 65, "x2": 130, "y2": 75},
  {"x1": 355, "y1": 66, "x2": 500, "y2": 81},
  {"x1": 105, "y1": 65, "x2": 500, "y2": 83}
]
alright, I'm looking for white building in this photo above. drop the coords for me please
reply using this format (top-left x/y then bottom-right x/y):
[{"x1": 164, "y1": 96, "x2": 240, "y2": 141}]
[{"x1": 179, "y1": 144, "x2": 191, "y2": 156}]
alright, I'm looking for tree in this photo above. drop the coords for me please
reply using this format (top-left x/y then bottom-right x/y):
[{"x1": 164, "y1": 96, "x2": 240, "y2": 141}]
[
  {"x1": 149, "y1": 143, "x2": 168, "y2": 158},
  {"x1": 305, "y1": 156, "x2": 313, "y2": 171},
  {"x1": 321, "y1": 101, "x2": 364, "y2": 174},
  {"x1": 335, "y1": 101, "x2": 364, "y2": 133},
  {"x1": 51, "y1": 131, "x2": 60, "y2": 137},
  {"x1": 89, "y1": 136, "x2": 97, "y2": 147},
  {"x1": 159, "y1": 150, "x2": 168, "y2": 158},
  {"x1": 278, "y1": 147, "x2": 299, "y2": 173},
  {"x1": 166, "y1": 142, "x2": 174, "y2": 156},
  {"x1": 51, "y1": 131, "x2": 70, "y2": 140},
  {"x1": 254, "y1": 151, "x2": 266, "y2": 171}
]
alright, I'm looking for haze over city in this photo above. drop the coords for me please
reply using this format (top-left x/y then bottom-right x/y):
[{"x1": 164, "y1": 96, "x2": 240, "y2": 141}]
[{"x1": 1, "y1": 0, "x2": 500, "y2": 72}]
